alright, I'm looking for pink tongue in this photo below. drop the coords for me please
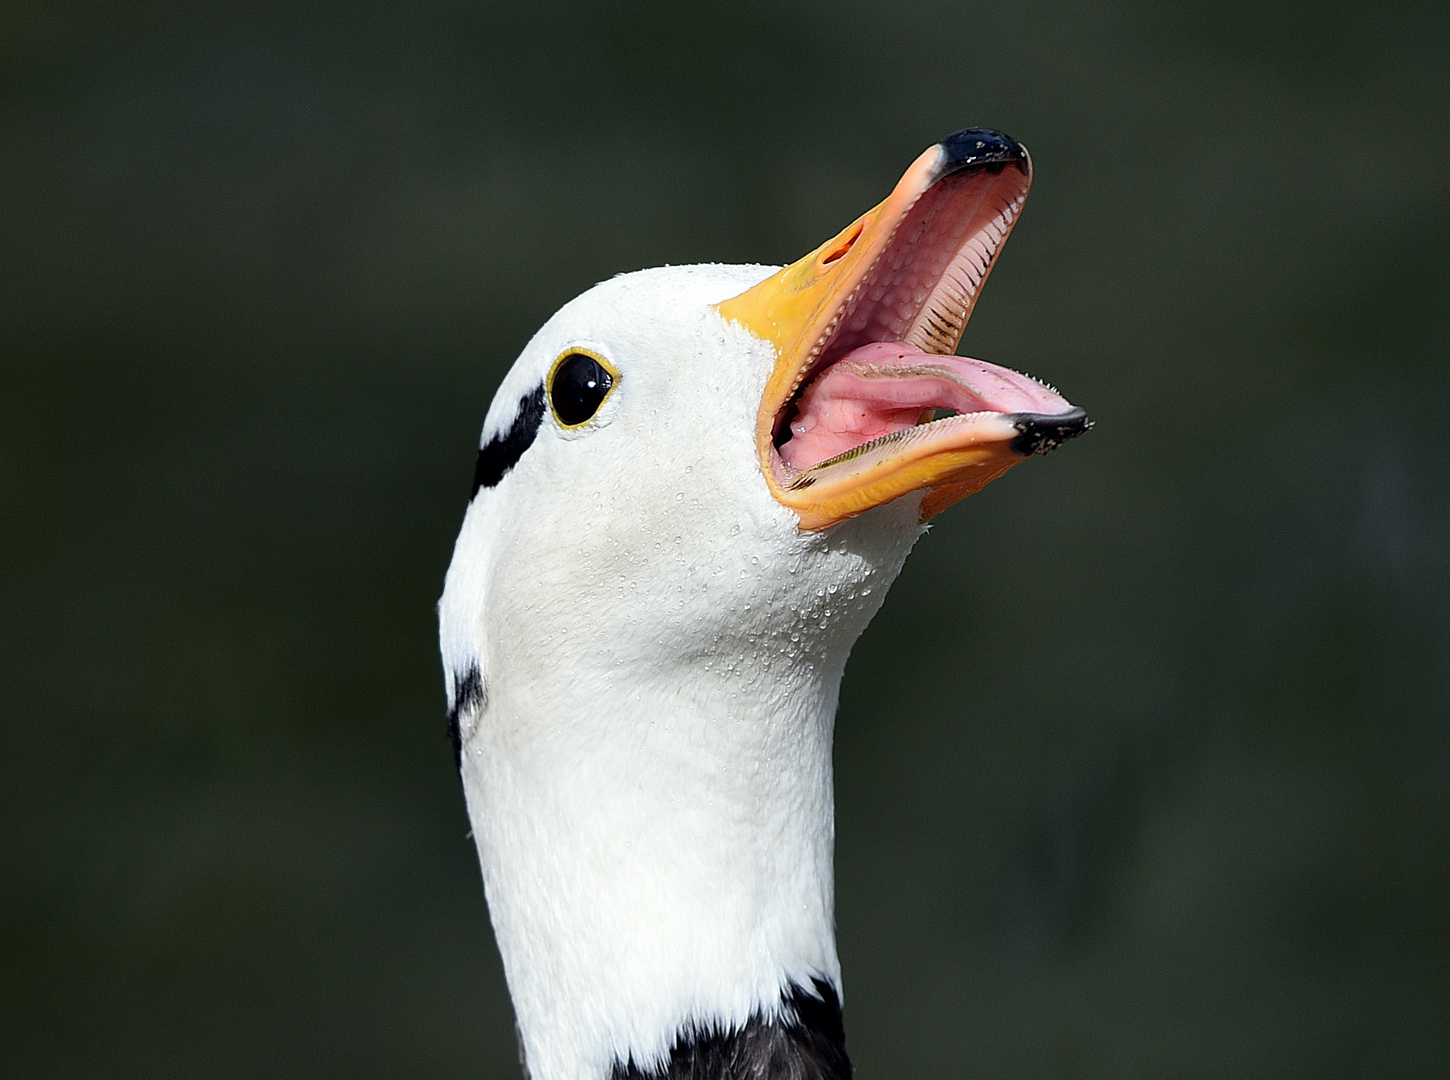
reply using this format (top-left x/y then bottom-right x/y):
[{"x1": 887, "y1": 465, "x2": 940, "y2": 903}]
[{"x1": 778, "y1": 340, "x2": 1072, "y2": 472}]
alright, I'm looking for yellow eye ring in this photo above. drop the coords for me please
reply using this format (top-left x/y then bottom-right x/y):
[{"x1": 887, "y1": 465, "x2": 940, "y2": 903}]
[{"x1": 546, "y1": 347, "x2": 620, "y2": 429}]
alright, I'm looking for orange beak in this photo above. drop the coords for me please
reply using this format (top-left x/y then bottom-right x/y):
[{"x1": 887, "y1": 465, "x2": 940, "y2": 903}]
[{"x1": 716, "y1": 128, "x2": 1088, "y2": 531}]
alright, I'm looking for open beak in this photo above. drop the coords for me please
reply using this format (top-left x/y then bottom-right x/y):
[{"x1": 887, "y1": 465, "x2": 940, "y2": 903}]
[{"x1": 716, "y1": 128, "x2": 1089, "y2": 531}]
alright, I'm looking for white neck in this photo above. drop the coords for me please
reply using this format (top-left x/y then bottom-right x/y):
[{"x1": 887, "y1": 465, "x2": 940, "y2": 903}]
[
  {"x1": 462, "y1": 659, "x2": 839, "y2": 1080},
  {"x1": 448, "y1": 500, "x2": 923, "y2": 1080}
]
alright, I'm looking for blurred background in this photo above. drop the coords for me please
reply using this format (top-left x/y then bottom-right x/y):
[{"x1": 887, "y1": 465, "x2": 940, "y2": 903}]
[{"x1": 3, "y1": 1, "x2": 1447, "y2": 1076}]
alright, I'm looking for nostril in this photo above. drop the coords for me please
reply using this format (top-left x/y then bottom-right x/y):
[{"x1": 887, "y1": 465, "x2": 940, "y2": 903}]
[{"x1": 820, "y1": 223, "x2": 863, "y2": 266}]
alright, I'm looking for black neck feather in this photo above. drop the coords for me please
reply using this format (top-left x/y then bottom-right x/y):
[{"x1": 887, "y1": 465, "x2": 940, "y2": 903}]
[{"x1": 605, "y1": 980, "x2": 851, "y2": 1080}]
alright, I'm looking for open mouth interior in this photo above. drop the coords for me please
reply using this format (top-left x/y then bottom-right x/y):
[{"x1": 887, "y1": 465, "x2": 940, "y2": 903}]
[{"x1": 768, "y1": 161, "x2": 1076, "y2": 490}]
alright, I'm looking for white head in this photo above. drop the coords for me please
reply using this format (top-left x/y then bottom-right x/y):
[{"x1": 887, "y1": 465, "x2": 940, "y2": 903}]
[{"x1": 439, "y1": 130, "x2": 1087, "y2": 1080}]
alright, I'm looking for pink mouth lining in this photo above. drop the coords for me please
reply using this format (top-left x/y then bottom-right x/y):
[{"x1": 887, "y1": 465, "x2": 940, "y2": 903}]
[{"x1": 777, "y1": 340, "x2": 1072, "y2": 474}]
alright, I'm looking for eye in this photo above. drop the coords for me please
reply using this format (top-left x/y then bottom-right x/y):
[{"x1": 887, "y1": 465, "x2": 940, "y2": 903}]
[{"x1": 549, "y1": 351, "x2": 616, "y2": 427}]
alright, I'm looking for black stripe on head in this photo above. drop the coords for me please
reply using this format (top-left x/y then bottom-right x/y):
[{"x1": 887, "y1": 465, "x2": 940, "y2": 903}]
[
  {"x1": 472, "y1": 383, "x2": 547, "y2": 497},
  {"x1": 446, "y1": 665, "x2": 485, "y2": 771},
  {"x1": 608, "y1": 979, "x2": 850, "y2": 1080}
]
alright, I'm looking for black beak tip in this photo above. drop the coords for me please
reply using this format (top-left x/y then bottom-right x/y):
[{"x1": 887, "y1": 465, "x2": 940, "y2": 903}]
[
  {"x1": 1008, "y1": 408, "x2": 1092, "y2": 457},
  {"x1": 936, "y1": 128, "x2": 1030, "y2": 178}
]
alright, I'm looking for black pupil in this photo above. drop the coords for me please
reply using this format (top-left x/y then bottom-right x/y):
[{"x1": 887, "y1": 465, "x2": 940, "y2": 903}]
[{"x1": 551, "y1": 354, "x2": 613, "y2": 426}]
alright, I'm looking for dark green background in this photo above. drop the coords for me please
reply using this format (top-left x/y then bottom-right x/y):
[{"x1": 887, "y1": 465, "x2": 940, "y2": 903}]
[{"x1": 4, "y1": 2, "x2": 1447, "y2": 1076}]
